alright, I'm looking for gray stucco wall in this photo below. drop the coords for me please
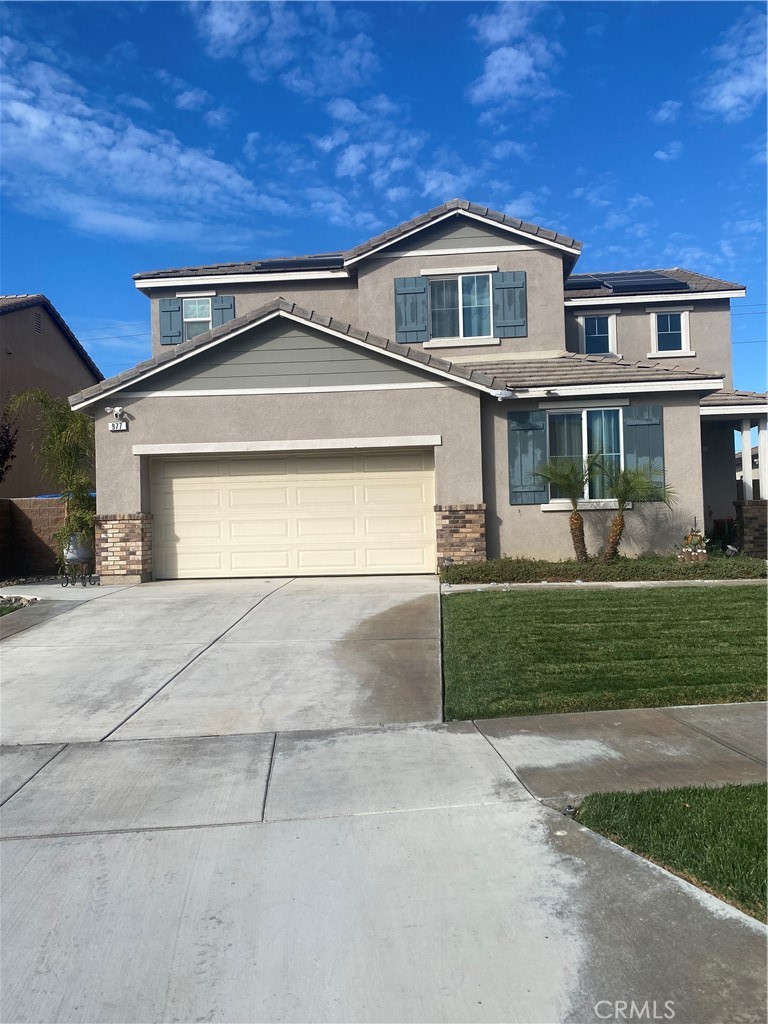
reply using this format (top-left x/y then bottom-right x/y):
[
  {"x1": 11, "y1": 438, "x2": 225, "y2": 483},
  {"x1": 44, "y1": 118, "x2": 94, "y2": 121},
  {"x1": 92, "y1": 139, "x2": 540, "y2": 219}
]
[
  {"x1": 94, "y1": 384, "x2": 483, "y2": 516},
  {"x1": 481, "y1": 392, "x2": 706, "y2": 560},
  {"x1": 564, "y1": 300, "x2": 733, "y2": 386},
  {"x1": 701, "y1": 419, "x2": 738, "y2": 523}
]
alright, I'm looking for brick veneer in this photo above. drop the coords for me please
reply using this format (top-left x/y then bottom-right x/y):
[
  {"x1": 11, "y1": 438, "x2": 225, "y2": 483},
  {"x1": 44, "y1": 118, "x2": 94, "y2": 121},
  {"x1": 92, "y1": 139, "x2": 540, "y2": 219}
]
[
  {"x1": 96, "y1": 513, "x2": 153, "y2": 584},
  {"x1": 734, "y1": 500, "x2": 767, "y2": 559},
  {"x1": 0, "y1": 497, "x2": 66, "y2": 575},
  {"x1": 434, "y1": 503, "x2": 486, "y2": 565}
]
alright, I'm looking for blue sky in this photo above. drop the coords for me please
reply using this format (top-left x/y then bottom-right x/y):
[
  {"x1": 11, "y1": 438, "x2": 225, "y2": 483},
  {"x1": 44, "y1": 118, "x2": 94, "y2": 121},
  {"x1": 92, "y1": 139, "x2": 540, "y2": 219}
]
[{"x1": 1, "y1": 1, "x2": 765, "y2": 390}]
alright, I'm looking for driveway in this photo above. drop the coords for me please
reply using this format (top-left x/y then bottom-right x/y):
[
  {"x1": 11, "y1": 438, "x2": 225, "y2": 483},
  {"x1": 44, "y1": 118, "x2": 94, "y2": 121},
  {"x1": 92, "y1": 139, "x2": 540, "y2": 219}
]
[{"x1": 0, "y1": 576, "x2": 441, "y2": 744}]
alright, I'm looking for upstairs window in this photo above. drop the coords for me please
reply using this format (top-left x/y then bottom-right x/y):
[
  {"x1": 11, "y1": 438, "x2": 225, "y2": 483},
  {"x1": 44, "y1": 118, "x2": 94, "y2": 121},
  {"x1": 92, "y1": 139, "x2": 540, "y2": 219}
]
[
  {"x1": 183, "y1": 297, "x2": 212, "y2": 340},
  {"x1": 584, "y1": 315, "x2": 610, "y2": 354},
  {"x1": 655, "y1": 312, "x2": 682, "y2": 351},
  {"x1": 429, "y1": 274, "x2": 492, "y2": 339}
]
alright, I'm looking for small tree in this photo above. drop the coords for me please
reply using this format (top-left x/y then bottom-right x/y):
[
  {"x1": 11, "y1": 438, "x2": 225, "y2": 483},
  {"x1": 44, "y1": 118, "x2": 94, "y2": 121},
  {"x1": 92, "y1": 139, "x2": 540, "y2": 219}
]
[
  {"x1": 535, "y1": 455, "x2": 602, "y2": 562},
  {"x1": 0, "y1": 413, "x2": 18, "y2": 484},
  {"x1": 5, "y1": 389, "x2": 95, "y2": 559},
  {"x1": 601, "y1": 464, "x2": 675, "y2": 561}
]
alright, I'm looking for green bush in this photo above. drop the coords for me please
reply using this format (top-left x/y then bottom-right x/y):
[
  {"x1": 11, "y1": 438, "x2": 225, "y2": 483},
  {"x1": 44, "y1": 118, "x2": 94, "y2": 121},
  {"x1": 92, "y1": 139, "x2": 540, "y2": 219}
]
[{"x1": 441, "y1": 553, "x2": 767, "y2": 585}]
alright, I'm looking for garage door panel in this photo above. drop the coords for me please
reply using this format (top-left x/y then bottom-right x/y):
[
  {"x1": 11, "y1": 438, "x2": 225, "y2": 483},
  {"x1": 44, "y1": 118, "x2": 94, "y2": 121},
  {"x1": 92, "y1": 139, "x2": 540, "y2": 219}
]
[{"x1": 151, "y1": 450, "x2": 435, "y2": 578}]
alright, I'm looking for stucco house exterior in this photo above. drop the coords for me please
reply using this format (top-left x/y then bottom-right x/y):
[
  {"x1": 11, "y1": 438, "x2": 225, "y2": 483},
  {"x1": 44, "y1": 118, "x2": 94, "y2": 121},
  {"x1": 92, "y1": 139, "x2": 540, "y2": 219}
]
[
  {"x1": 69, "y1": 200, "x2": 767, "y2": 583},
  {"x1": 1, "y1": 294, "x2": 102, "y2": 499}
]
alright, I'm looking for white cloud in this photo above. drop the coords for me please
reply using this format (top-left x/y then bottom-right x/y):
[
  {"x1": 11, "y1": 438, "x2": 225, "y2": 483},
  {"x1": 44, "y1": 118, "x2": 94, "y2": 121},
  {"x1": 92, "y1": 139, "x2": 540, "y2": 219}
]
[
  {"x1": 653, "y1": 140, "x2": 683, "y2": 162},
  {"x1": 698, "y1": 9, "x2": 767, "y2": 122},
  {"x1": 117, "y1": 94, "x2": 152, "y2": 113},
  {"x1": 175, "y1": 87, "x2": 211, "y2": 111},
  {"x1": 650, "y1": 100, "x2": 682, "y2": 124},
  {"x1": 204, "y1": 107, "x2": 231, "y2": 129},
  {"x1": 326, "y1": 98, "x2": 365, "y2": 123},
  {"x1": 418, "y1": 166, "x2": 474, "y2": 201},
  {"x1": 303, "y1": 186, "x2": 383, "y2": 232},
  {"x1": 469, "y1": 2, "x2": 539, "y2": 46},
  {"x1": 385, "y1": 186, "x2": 411, "y2": 204},
  {"x1": 628, "y1": 194, "x2": 653, "y2": 210},
  {"x1": 336, "y1": 144, "x2": 369, "y2": 178},
  {"x1": 311, "y1": 127, "x2": 350, "y2": 154},
  {"x1": 490, "y1": 139, "x2": 530, "y2": 160},
  {"x1": 732, "y1": 218, "x2": 764, "y2": 234},
  {"x1": 503, "y1": 186, "x2": 550, "y2": 221},
  {"x1": 243, "y1": 131, "x2": 260, "y2": 161}
]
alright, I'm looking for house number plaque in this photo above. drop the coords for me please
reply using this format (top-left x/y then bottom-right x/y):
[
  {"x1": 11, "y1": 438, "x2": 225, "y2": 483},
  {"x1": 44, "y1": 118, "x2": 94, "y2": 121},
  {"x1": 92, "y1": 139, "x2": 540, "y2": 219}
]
[{"x1": 108, "y1": 421, "x2": 128, "y2": 432}]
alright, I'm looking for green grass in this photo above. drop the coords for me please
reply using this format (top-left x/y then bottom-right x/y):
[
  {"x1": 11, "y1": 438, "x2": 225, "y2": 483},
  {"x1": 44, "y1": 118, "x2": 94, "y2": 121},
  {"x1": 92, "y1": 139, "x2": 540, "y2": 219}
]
[
  {"x1": 0, "y1": 603, "x2": 23, "y2": 617},
  {"x1": 442, "y1": 585, "x2": 767, "y2": 719},
  {"x1": 441, "y1": 553, "x2": 767, "y2": 585},
  {"x1": 577, "y1": 784, "x2": 767, "y2": 921}
]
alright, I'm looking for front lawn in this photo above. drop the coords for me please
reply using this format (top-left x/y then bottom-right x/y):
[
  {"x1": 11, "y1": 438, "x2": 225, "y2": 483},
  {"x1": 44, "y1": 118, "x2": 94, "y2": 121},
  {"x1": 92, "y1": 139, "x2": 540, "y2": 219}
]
[
  {"x1": 577, "y1": 784, "x2": 767, "y2": 921},
  {"x1": 442, "y1": 584, "x2": 766, "y2": 719}
]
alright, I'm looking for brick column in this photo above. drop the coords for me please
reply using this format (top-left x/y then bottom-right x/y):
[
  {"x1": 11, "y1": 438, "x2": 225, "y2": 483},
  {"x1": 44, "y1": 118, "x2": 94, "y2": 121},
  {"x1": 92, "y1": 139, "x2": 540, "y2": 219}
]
[
  {"x1": 434, "y1": 503, "x2": 486, "y2": 566},
  {"x1": 96, "y1": 513, "x2": 153, "y2": 584},
  {"x1": 734, "y1": 500, "x2": 767, "y2": 559}
]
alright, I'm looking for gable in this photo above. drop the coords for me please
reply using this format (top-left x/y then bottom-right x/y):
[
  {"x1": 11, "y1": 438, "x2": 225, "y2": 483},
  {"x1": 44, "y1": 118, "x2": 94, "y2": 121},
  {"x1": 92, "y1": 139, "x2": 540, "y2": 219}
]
[
  {"x1": 123, "y1": 319, "x2": 442, "y2": 395},
  {"x1": 384, "y1": 216, "x2": 540, "y2": 256}
]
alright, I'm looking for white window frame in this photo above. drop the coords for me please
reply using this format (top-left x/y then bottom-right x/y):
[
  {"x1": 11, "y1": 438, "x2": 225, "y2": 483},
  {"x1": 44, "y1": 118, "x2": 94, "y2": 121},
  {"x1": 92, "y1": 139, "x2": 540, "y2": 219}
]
[
  {"x1": 426, "y1": 272, "x2": 494, "y2": 344},
  {"x1": 543, "y1": 406, "x2": 625, "y2": 507},
  {"x1": 575, "y1": 311, "x2": 619, "y2": 355},
  {"x1": 648, "y1": 306, "x2": 694, "y2": 357},
  {"x1": 182, "y1": 297, "x2": 212, "y2": 340}
]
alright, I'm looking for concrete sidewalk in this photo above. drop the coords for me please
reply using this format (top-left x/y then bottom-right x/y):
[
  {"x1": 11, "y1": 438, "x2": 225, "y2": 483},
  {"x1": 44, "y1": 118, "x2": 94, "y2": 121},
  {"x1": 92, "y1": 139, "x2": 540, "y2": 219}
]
[
  {"x1": 476, "y1": 701, "x2": 767, "y2": 806},
  {"x1": 1, "y1": 713, "x2": 766, "y2": 1023}
]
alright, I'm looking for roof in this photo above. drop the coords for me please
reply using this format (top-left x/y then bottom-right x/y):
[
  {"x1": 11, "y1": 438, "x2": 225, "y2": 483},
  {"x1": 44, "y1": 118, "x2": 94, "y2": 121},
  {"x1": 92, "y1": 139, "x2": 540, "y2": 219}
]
[
  {"x1": 457, "y1": 352, "x2": 723, "y2": 390},
  {"x1": 0, "y1": 294, "x2": 103, "y2": 381},
  {"x1": 564, "y1": 267, "x2": 745, "y2": 299},
  {"x1": 700, "y1": 388, "x2": 767, "y2": 408},
  {"x1": 69, "y1": 297, "x2": 722, "y2": 410},
  {"x1": 133, "y1": 199, "x2": 582, "y2": 282}
]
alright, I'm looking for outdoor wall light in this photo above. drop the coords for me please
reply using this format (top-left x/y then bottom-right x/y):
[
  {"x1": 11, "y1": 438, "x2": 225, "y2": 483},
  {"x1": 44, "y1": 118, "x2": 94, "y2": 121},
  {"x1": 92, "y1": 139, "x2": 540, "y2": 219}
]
[{"x1": 105, "y1": 406, "x2": 126, "y2": 419}]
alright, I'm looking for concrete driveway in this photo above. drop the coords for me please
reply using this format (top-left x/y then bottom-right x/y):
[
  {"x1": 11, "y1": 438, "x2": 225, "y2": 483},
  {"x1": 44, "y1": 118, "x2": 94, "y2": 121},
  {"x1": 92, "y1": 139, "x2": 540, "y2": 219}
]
[{"x1": 0, "y1": 576, "x2": 441, "y2": 744}]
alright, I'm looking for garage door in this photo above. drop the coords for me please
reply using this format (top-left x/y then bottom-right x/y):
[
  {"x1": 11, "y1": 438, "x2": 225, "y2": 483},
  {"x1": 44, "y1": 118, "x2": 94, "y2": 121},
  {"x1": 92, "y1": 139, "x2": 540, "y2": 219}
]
[{"x1": 150, "y1": 450, "x2": 436, "y2": 578}]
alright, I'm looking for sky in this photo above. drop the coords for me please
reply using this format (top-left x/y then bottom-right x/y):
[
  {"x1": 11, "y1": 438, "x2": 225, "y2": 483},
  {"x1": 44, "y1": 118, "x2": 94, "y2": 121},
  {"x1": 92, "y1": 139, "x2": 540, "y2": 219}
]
[{"x1": 1, "y1": 0, "x2": 766, "y2": 391}]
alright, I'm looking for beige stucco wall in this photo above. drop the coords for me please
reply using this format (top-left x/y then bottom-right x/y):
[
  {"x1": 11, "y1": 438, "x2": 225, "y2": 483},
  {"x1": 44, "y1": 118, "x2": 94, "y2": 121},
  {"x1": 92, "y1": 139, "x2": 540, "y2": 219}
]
[
  {"x1": 94, "y1": 384, "x2": 484, "y2": 516},
  {"x1": 1, "y1": 306, "x2": 101, "y2": 498},
  {"x1": 565, "y1": 300, "x2": 733, "y2": 386},
  {"x1": 481, "y1": 392, "x2": 706, "y2": 560}
]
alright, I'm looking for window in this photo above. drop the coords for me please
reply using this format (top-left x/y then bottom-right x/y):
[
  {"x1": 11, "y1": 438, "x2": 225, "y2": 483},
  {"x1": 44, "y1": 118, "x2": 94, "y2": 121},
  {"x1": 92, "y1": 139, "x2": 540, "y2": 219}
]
[
  {"x1": 575, "y1": 311, "x2": 618, "y2": 355},
  {"x1": 183, "y1": 297, "x2": 212, "y2": 340},
  {"x1": 394, "y1": 272, "x2": 526, "y2": 345},
  {"x1": 656, "y1": 312, "x2": 682, "y2": 351},
  {"x1": 547, "y1": 408, "x2": 622, "y2": 499},
  {"x1": 429, "y1": 274, "x2": 492, "y2": 339},
  {"x1": 649, "y1": 307, "x2": 692, "y2": 356}
]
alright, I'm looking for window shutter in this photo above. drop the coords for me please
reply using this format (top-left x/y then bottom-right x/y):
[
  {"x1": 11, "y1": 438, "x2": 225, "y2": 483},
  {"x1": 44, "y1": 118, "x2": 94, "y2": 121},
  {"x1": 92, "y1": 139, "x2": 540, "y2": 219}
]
[
  {"x1": 212, "y1": 295, "x2": 235, "y2": 328},
  {"x1": 394, "y1": 277, "x2": 428, "y2": 343},
  {"x1": 493, "y1": 271, "x2": 527, "y2": 339},
  {"x1": 159, "y1": 298, "x2": 182, "y2": 346},
  {"x1": 624, "y1": 404, "x2": 665, "y2": 484},
  {"x1": 508, "y1": 410, "x2": 548, "y2": 504}
]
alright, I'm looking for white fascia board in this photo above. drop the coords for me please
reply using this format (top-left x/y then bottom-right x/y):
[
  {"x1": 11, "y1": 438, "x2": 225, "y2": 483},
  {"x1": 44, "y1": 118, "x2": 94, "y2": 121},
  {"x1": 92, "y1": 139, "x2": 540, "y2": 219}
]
[
  {"x1": 564, "y1": 289, "x2": 745, "y2": 307},
  {"x1": 344, "y1": 209, "x2": 581, "y2": 266},
  {"x1": 505, "y1": 378, "x2": 724, "y2": 399},
  {"x1": 700, "y1": 404, "x2": 767, "y2": 417},
  {"x1": 133, "y1": 436, "x2": 443, "y2": 456},
  {"x1": 135, "y1": 269, "x2": 350, "y2": 291},
  {"x1": 71, "y1": 310, "x2": 492, "y2": 410}
]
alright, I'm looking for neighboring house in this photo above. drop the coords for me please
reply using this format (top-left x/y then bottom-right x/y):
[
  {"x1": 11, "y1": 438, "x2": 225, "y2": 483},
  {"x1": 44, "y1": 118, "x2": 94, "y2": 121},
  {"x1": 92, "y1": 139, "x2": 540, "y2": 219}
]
[
  {"x1": 1, "y1": 294, "x2": 103, "y2": 498},
  {"x1": 69, "y1": 199, "x2": 768, "y2": 582}
]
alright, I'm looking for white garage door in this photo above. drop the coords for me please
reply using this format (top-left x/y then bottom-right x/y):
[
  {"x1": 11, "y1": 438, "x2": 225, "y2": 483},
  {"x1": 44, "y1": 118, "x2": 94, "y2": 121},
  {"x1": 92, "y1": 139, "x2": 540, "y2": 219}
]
[{"x1": 150, "y1": 450, "x2": 436, "y2": 578}]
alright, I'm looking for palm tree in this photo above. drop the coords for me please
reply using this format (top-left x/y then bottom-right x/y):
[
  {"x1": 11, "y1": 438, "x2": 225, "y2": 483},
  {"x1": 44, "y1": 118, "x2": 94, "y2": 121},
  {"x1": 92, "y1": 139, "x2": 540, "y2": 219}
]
[
  {"x1": 6, "y1": 389, "x2": 95, "y2": 559},
  {"x1": 535, "y1": 455, "x2": 602, "y2": 562},
  {"x1": 601, "y1": 464, "x2": 675, "y2": 561}
]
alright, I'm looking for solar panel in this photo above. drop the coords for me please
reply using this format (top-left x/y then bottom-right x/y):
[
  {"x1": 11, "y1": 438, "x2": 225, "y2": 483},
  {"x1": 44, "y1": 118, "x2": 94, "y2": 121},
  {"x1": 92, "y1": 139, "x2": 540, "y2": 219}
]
[{"x1": 564, "y1": 275, "x2": 605, "y2": 291}]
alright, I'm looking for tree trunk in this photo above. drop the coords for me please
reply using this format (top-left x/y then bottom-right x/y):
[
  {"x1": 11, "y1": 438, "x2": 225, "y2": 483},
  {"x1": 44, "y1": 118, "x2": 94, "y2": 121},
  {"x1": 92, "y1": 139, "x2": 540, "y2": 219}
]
[
  {"x1": 569, "y1": 509, "x2": 588, "y2": 562},
  {"x1": 604, "y1": 511, "x2": 625, "y2": 561}
]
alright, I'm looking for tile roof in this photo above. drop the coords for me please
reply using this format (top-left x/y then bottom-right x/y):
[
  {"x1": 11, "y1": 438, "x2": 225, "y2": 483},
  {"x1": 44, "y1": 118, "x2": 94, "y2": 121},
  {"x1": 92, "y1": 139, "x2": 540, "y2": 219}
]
[
  {"x1": 69, "y1": 297, "x2": 722, "y2": 408},
  {"x1": 133, "y1": 199, "x2": 582, "y2": 281},
  {"x1": 0, "y1": 294, "x2": 103, "y2": 381},
  {"x1": 700, "y1": 389, "x2": 767, "y2": 407},
  {"x1": 458, "y1": 352, "x2": 722, "y2": 389},
  {"x1": 564, "y1": 267, "x2": 746, "y2": 299}
]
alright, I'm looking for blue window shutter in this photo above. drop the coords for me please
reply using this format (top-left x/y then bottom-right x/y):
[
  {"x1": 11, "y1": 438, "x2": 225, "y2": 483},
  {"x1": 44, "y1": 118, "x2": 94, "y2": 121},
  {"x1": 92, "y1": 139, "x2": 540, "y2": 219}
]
[
  {"x1": 159, "y1": 298, "x2": 182, "y2": 345},
  {"x1": 394, "y1": 277, "x2": 428, "y2": 343},
  {"x1": 508, "y1": 410, "x2": 547, "y2": 504},
  {"x1": 624, "y1": 404, "x2": 665, "y2": 484},
  {"x1": 493, "y1": 271, "x2": 527, "y2": 339},
  {"x1": 212, "y1": 295, "x2": 235, "y2": 328}
]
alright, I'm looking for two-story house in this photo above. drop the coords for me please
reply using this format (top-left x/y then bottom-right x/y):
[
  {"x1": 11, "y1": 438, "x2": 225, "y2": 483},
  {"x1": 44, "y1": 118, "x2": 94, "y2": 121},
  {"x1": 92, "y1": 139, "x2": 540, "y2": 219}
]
[{"x1": 69, "y1": 200, "x2": 767, "y2": 582}]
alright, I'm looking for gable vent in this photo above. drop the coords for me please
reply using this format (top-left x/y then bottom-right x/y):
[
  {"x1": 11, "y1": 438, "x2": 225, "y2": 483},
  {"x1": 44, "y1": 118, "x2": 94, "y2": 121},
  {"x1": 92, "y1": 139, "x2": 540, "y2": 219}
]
[{"x1": 34, "y1": 310, "x2": 42, "y2": 334}]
